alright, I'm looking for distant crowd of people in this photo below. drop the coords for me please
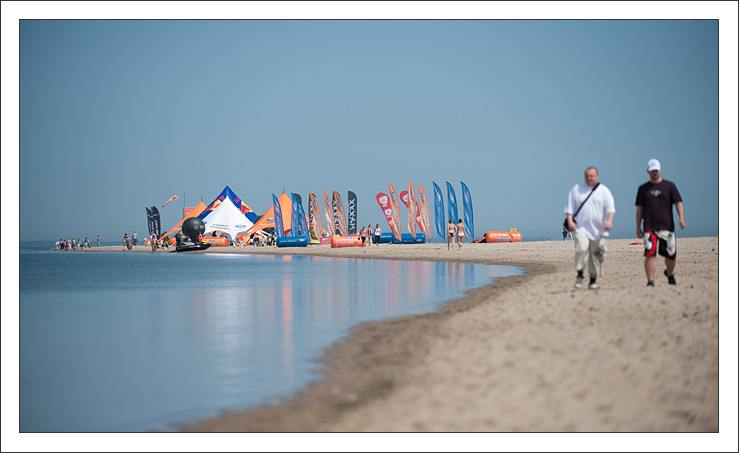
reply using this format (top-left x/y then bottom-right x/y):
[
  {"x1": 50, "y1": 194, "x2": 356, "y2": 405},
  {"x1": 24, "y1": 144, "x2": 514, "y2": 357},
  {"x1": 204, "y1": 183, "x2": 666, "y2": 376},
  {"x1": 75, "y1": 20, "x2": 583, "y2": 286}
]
[{"x1": 56, "y1": 237, "x2": 92, "y2": 250}]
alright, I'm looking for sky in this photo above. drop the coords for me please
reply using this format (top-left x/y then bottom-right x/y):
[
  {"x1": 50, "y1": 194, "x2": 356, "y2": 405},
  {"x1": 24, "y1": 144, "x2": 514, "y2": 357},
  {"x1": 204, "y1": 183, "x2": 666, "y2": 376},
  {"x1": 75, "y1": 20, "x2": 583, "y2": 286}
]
[
  {"x1": 7, "y1": 7, "x2": 734, "y2": 244},
  {"x1": 3, "y1": 2, "x2": 738, "y2": 451}
]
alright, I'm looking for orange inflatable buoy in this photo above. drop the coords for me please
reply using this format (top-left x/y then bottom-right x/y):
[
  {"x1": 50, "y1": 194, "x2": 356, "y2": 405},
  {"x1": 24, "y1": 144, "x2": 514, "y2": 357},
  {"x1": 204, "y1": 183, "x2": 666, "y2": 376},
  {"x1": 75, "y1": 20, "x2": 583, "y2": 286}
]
[
  {"x1": 200, "y1": 236, "x2": 229, "y2": 247},
  {"x1": 331, "y1": 235, "x2": 364, "y2": 248},
  {"x1": 484, "y1": 231, "x2": 522, "y2": 243}
]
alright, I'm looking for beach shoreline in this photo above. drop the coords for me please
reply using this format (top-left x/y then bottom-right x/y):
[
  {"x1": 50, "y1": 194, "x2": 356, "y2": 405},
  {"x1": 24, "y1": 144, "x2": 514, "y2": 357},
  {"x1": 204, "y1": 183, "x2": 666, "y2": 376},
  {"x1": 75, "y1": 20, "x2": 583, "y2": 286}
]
[{"x1": 85, "y1": 237, "x2": 720, "y2": 432}]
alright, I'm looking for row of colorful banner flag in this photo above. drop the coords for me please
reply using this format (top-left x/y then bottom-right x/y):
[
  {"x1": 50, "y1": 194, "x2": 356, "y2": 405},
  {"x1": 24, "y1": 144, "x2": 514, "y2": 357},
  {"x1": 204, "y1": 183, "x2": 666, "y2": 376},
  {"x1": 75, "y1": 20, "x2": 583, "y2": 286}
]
[
  {"x1": 270, "y1": 190, "x2": 358, "y2": 240},
  {"x1": 377, "y1": 181, "x2": 473, "y2": 241}
]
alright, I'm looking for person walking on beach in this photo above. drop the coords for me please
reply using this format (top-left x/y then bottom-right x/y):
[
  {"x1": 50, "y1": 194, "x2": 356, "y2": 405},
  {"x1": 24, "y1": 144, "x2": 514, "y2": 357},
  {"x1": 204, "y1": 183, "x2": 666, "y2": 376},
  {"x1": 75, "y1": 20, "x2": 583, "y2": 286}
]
[
  {"x1": 97, "y1": 235, "x2": 100, "y2": 247},
  {"x1": 374, "y1": 224, "x2": 381, "y2": 246},
  {"x1": 456, "y1": 219, "x2": 466, "y2": 250},
  {"x1": 563, "y1": 226, "x2": 568, "y2": 241},
  {"x1": 133, "y1": 231, "x2": 138, "y2": 246},
  {"x1": 447, "y1": 220, "x2": 456, "y2": 250},
  {"x1": 636, "y1": 159, "x2": 685, "y2": 287},
  {"x1": 360, "y1": 226, "x2": 368, "y2": 246},
  {"x1": 565, "y1": 166, "x2": 616, "y2": 290}
]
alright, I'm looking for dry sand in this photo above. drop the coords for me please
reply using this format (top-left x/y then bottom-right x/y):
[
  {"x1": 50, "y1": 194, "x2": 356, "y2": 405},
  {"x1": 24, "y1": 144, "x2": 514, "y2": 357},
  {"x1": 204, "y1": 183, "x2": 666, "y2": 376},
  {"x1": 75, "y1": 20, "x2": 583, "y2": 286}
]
[{"x1": 89, "y1": 237, "x2": 720, "y2": 433}]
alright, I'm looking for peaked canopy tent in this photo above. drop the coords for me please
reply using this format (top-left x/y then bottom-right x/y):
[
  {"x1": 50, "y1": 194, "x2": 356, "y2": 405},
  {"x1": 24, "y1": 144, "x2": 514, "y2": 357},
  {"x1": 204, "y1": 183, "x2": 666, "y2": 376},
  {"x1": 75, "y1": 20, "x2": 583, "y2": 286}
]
[
  {"x1": 161, "y1": 201, "x2": 208, "y2": 240},
  {"x1": 198, "y1": 186, "x2": 258, "y2": 240}
]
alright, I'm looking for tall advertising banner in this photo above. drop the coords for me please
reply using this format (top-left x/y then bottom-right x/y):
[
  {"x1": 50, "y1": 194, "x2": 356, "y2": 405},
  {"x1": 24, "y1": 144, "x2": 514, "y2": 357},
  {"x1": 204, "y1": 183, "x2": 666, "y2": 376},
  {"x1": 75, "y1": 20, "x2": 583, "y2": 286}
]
[
  {"x1": 432, "y1": 182, "x2": 445, "y2": 239},
  {"x1": 406, "y1": 181, "x2": 417, "y2": 238},
  {"x1": 376, "y1": 193, "x2": 398, "y2": 238},
  {"x1": 309, "y1": 193, "x2": 323, "y2": 240},
  {"x1": 272, "y1": 194, "x2": 285, "y2": 238},
  {"x1": 291, "y1": 193, "x2": 302, "y2": 237},
  {"x1": 146, "y1": 207, "x2": 154, "y2": 237},
  {"x1": 400, "y1": 190, "x2": 424, "y2": 236},
  {"x1": 446, "y1": 181, "x2": 458, "y2": 225},
  {"x1": 388, "y1": 183, "x2": 402, "y2": 241},
  {"x1": 150, "y1": 206, "x2": 161, "y2": 237},
  {"x1": 347, "y1": 191, "x2": 358, "y2": 235},
  {"x1": 323, "y1": 191, "x2": 335, "y2": 236},
  {"x1": 293, "y1": 193, "x2": 309, "y2": 237},
  {"x1": 333, "y1": 191, "x2": 348, "y2": 236},
  {"x1": 417, "y1": 184, "x2": 431, "y2": 238},
  {"x1": 460, "y1": 181, "x2": 474, "y2": 239}
]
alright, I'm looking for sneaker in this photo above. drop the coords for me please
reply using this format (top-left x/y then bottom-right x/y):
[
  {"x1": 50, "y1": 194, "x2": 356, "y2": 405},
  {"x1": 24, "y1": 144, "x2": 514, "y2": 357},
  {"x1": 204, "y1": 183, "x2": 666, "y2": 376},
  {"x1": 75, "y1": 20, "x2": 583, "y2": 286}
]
[
  {"x1": 664, "y1": 270, "x2": 676, "y2": 285},
  {"x1": 588, "y1": 282, "x2": 599, "y2": 290},
  {"x1": 574, "y1": 275, "x2": 584, "y2": 289},
  {"x1": 647, "y1": 281, "x2": 655, "y2": 287}
]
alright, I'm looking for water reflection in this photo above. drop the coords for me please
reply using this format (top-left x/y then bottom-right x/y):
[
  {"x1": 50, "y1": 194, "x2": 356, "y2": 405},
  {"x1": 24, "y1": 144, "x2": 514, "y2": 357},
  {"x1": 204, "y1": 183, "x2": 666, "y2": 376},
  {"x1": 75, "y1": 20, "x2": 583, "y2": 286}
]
[{"x1": 20, "y1": 252, "x2": 521, "y2": 432}]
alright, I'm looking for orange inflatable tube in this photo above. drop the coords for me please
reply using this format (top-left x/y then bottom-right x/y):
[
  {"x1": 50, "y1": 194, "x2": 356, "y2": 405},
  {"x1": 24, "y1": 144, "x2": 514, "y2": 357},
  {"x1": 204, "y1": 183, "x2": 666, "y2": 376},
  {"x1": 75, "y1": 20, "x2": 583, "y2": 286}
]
[
  {"x1": 485, "y1": 231, "x2": 522, "y2": 243},
  {"x1": 331, "y1": 235, "x2": 364, "y2": 248},
  {"x1": 200, "y1": 236, "x2": 229, "y2": 247}
]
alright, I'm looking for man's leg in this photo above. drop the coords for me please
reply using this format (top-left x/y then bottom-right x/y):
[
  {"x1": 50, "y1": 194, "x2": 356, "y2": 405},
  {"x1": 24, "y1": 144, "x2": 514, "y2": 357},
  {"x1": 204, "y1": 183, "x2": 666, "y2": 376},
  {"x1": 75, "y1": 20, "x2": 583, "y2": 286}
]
[
  {"x1": 645, "y1": 256, "x2": 656, "y2": 283},
  {"x1": 573, "y1": 232, "x2": 589, "y2": 288}
]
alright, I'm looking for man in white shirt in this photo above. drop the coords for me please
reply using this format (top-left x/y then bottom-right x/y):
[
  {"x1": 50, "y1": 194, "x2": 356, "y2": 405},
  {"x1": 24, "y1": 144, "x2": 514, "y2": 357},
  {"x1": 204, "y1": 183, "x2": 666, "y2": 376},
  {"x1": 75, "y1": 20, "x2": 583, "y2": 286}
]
[{"x1": 564, "y1": 167, "x2": 616, "y2": 290}]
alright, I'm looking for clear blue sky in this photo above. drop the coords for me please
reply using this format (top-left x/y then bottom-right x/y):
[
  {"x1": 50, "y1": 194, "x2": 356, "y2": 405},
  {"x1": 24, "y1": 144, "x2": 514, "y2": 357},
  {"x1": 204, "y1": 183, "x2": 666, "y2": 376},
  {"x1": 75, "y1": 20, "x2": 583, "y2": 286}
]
[{"x1": 9, "y1": 13, "x2": 731, "y2": 243}]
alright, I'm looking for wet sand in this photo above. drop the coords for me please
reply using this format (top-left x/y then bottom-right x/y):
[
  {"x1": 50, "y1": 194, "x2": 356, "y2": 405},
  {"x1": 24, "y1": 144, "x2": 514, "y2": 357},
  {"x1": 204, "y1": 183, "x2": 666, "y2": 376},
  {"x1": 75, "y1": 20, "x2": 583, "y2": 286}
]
[{"x1": 87, "y1": 237, "x2": 720, "y2": 432}]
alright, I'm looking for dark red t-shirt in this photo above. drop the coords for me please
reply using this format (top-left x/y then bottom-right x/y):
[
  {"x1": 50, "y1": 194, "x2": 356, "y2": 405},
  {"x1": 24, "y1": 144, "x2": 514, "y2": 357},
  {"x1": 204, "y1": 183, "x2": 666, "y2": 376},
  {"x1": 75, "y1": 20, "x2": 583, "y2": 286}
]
[{"x1": 635, "y1": 179, "x2": 682, "y2": 232}]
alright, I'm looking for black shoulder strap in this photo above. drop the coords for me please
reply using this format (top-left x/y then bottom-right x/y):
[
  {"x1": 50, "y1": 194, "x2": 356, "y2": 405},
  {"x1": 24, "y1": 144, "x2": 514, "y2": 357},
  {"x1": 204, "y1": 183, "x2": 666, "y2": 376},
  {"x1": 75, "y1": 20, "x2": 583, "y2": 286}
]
[{"x1": 573, "y1": 183, "x2": 600, "y2": 219}]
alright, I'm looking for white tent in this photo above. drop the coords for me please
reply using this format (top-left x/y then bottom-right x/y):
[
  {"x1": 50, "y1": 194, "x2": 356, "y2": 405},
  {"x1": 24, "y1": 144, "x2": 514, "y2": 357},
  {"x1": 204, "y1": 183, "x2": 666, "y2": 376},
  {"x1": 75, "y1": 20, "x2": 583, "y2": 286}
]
[{"x1": 201, "y1": 196, "x2": 254, "y2": 241}]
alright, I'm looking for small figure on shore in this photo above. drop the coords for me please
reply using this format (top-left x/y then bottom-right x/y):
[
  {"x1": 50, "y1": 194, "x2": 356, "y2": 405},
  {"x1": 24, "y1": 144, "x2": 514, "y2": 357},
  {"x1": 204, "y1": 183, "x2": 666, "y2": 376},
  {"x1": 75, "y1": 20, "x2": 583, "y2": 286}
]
[
  {"x1": 374, "y1": 224, "x2": 381, "y2": 246},
  {"x1": 456, "y1": 219, "x2": 466, "y2": 250},
  {"x1": 360, "y1": 226, "x2": 367, "y2": 246},
  {"x1": 97, "y1": 235, "x2": 100, "y2": 247},
  {"x1": 563, "y1": 226, "x2": 568, "y2": 241},
  {"x1": 133, "y1": 231, "x2": 138, "y2": 246},
  {"x1": 636, "y1": 159, "x2": 685, "y2": 287},
  {"x1": 84, "y1": 237, "x2": 90, "y2": 248},
  {"x1": 447, "y1": 220, "x2": 456, "y2": 250},
  {"x1": 565, "y1": 166, "x2": 616, "y2": 290}
]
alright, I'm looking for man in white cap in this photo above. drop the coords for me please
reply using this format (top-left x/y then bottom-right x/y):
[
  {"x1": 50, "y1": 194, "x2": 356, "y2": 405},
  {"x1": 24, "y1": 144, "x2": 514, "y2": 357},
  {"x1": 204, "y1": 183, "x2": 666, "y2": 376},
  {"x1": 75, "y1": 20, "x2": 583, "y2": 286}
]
[
  {"x1": 565, "y1": 166, "x2": 616, "y2": 290},
  {"x1": 636, "y1": 158, "x2": 686, "y2": 286}
]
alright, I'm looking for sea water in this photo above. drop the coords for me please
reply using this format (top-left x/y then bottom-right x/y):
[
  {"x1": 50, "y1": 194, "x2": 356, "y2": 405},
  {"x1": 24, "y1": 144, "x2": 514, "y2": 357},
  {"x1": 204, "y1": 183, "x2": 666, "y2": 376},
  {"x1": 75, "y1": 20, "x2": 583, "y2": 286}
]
[{"x1": 19, "y1": 249, "x2": 521, "y2": 432}]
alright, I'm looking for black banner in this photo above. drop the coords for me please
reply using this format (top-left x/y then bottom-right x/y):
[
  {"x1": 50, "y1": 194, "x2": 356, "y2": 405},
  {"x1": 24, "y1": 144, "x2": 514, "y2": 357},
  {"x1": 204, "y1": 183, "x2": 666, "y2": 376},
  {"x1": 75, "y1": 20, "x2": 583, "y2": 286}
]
[
  {"x1": 150, "y1": 206, "x2": 161, "y2": 237},
  {"x1": 146, "y1": 207, "x2": 154, "y2": 237},
  {"x1": 347, "y1": 191, "x2": 357, "y2": 235}
]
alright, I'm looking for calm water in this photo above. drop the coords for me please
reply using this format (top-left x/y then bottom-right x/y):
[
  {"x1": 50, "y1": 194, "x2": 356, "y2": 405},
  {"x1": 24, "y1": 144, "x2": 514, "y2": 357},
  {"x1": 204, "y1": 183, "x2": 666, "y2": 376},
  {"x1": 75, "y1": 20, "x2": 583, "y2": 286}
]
[{"x1": 19, "y1": 250, "x2": 521, "y2": 432}]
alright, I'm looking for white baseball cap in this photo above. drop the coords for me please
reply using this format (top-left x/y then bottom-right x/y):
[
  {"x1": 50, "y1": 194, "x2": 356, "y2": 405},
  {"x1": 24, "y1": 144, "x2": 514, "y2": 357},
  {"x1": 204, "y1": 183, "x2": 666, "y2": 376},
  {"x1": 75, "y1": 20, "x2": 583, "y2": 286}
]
[{"x1": 647, "y1": 158, "x2": 661, "y2": 172}]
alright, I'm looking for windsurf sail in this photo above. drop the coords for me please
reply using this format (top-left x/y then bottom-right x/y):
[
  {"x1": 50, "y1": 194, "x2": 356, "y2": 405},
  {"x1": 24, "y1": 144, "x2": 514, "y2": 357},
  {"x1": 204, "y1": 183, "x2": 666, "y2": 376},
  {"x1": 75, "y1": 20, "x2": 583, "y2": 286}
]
[
  {"x1": 460, "y1": 181, "x2": 474, "y2": 239},
  {"x1": 432, "y1": 182, "x2": 445, "y2": 239},
  {"x1": 273, "y1": 193, "x2": 285, "y2": 238},
  {"x1": 333, "y1": 191, "x2": 348, "y2": 236},
  {"x1": 387, "y1": 183, "x2": 402, "y2": 242},
  {"x1": 161, "y1": 194, "x2": 178, "y2": 208},
  {"x1": 446, "y1": 181, "x2": 458, "y2": 225},
  {"x1": 323, "y1": 191, "x2": 335, "y2": 236},
  {"x1": 417, "y1": 184, "x2": 431, "y2": 238},
  {"x1": 347, "y1": 191, "x2": 357, "y2": 235}
]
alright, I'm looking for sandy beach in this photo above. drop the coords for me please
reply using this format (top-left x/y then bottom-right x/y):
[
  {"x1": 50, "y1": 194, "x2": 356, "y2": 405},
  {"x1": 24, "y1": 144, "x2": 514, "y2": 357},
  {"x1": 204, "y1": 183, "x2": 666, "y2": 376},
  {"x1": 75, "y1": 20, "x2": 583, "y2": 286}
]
[{"x1": 86, "y1": 237, "x2": 720, "y2": 432}]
